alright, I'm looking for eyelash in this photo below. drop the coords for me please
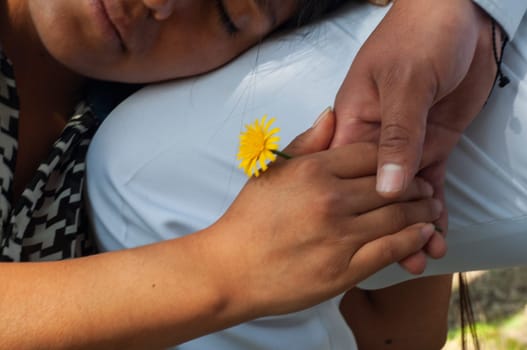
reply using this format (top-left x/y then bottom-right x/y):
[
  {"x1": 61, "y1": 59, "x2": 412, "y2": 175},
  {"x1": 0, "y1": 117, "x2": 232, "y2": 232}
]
[{"x1": 215, "y1": 0, "x2": 239, "y2": 37}]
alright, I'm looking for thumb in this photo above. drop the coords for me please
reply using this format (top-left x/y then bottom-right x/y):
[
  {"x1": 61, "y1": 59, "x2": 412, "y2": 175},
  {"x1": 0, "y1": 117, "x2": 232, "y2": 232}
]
[
  {"x1": 281, "y1": 107, "x2": 335, "y2": 158},
  {"x1": 376, "y1": 84, "x2": 433, "y2": 198}
]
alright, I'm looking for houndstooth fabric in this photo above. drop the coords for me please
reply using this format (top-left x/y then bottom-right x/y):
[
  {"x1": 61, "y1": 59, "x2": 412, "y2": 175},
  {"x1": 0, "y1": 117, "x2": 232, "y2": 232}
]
[{"x1": 0, "y1": 48, "x2": 99, "y2": 261}]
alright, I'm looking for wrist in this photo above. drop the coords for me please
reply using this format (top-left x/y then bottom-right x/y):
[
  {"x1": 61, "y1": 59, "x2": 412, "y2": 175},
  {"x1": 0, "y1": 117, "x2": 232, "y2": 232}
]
[{"x1": 191, "y1": 224, "x2": 265, "y2": 322}]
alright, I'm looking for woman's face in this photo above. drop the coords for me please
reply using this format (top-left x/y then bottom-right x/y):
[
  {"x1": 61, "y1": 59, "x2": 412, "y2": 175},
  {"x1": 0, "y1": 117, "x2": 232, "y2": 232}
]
[{"x1": 27, "y1": 0, "x2": 298, "y2": 82}]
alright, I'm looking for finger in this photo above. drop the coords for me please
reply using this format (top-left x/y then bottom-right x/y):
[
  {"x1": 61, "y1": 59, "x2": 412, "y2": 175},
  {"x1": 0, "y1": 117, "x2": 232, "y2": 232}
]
[
  {"x1": 424, "y1": 232, "x2": 447, "y2": 259},
  {"x1": 317, "y1": 142, "x2": 378, "y2": 179},
  {"x1": 350, "y1": 198, "x2": 442, "y2": 245},
  {"x1": 144, "y1": 0, "x2": 177, "y2": 20},
  {"x1": 376, "y1": 73, "x2": 436, "y2": 198},
  {"x1": 279, "y1": 108, "x2": 335, "y2": 159},
  {"x1": 342, "y1": 176, "x2": 434, "y2": 214},
  {"x1": 419, "y1": 162, "x2": 448, "y2": 258},
  {"x1": 346, "y1": 223, "x2": 435, "y2": 283},
  {"x1": 398, "y1": 250, "x2": 428, "y2": 275},
  {"x1": 332, "y1": 69, "x2": 382, "y2": 148}
]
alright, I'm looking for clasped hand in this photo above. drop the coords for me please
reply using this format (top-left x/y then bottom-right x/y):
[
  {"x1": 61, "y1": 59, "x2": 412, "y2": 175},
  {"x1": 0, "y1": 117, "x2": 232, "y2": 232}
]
[
  {"x1": 332, "y1": 0, "x2": 499, "y2": 270},
  {"x1": 207, "y1": 110, "x2": 442, "y2": 319}
]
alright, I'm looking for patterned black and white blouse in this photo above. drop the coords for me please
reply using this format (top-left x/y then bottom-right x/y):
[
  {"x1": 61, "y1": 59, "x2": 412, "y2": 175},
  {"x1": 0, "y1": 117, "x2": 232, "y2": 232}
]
[{"x1": 0, "y1": 48, "x2": 100, "y2": 261}]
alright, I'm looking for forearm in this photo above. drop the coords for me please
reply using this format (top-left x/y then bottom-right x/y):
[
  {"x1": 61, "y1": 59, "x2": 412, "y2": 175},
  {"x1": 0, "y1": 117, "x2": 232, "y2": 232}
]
[
  {"x1": 0, "y1": 227, "x2": 248, "y2": 350},
  {"x1": 341, "y1": 275, "x2": 452, "y2": 350}
]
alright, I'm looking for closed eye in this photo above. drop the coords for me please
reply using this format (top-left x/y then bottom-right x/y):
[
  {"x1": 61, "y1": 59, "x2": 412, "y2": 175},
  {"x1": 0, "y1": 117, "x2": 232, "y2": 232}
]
[{"x1": 215, "y1": 0, "x2": 240, "y2": 37}]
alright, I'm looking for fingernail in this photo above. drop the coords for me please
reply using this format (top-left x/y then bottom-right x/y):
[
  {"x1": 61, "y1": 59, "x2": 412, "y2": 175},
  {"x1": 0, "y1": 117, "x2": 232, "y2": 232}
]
[
  {"x1": 420, "y1": 224, "x2": 435, "y2": 240},
  {"x1": 377, "y1": 163, "x2": 405, "y2": 193},
  {"x1": 432, "y1": 199, "x2": 443, "y2": 214},
  {"x1": 312, "y1": 106, "x2": 332, "y2": 127},
  {"x1": 423, "y1": 181, "x2": 434, "y2": 197},
  {"x1": 151, "y1": 2, "x2": 173, "y2": 20}
]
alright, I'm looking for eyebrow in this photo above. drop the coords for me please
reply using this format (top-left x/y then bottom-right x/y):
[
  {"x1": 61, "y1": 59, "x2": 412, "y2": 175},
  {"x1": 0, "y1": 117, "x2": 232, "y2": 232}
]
[{"x1": 255, "y1": 0, "x2": 278, "y2": 27}]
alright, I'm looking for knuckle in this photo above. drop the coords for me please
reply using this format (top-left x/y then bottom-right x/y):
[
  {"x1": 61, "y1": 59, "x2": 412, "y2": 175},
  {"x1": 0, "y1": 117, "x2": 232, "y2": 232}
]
[
  {"x1": 324, "y1": 190, "x2": 344, "y2": 208},
  {"x1": 379, "y1": 123, "x2": 413, "y2": 154},
  {"x1": 388, "y1": 204, "x2": 409, "y2": 229},
  {"x1": 315, "y1": 190, "x2": 343, "y2": 218},
  {"x1": 321, "y1": 258, "x2": 347, "y2": 281},
  {"x1": 381, "y1": 64, "x2": 402, "y2": 91},
  {"x1": 378, "y1": 238, "x2": 399, "y2": 264},
  {"x1": 383, "y1": 60, "x2": 431, "y2": 87},
  {"x1": 295, "y1": 157, "x2": 324, "y2": 177},
  {"x1": 382, "y1": 63, "x2": 414, "y2": 92},
  {"x1": 379, "y1": 57, "x2": 439, "y2": 103}
]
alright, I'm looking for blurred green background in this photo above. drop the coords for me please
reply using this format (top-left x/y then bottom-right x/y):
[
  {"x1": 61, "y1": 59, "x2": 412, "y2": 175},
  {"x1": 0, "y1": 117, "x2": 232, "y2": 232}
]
[{"x1": 444, "y1": 268, "x2": 527, "y2": 350}]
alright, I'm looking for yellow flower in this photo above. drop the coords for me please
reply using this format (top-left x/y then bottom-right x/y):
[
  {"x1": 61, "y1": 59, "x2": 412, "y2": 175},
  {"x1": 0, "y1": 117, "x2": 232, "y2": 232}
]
[{"x1": 237, "y1": 116, "x2": 281, "y2": 177}]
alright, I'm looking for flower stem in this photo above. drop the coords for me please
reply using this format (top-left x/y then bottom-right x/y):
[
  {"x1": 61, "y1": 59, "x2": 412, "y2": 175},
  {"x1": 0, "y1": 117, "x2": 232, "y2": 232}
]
[{"x1": 271, "y1": 150, "x2": 292, "y2": 160}]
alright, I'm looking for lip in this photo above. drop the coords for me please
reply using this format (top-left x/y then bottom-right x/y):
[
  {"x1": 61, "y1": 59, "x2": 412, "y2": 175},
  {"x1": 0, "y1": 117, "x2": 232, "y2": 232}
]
[{"x1": 89, "y1": 0, "x2": 126, "y2": 52}]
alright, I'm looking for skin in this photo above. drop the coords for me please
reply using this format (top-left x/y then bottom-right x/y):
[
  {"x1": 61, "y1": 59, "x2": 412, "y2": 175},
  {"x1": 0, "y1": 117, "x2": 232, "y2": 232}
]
[
  {"x1": 333, "y1": 0, "x2": 497, "y2": 201},
  {"x1": 334, "y1": 0, "x2": 499, "y2": 347},
  {"x1": 0, "y1": 0, "x2": 297, "y2": 196},
  {"x1": 341, "y1": 276, "x2": 452, "y2": 349},
  {"x1": 0, "y1": 1, "x2": 446, "y2": 348},
  {"x1": 0, "y1": 110, "x2": 443, "y2": 350},
  {"x1": 26, "y1": 0, "x2": 299, "y2": 82}
]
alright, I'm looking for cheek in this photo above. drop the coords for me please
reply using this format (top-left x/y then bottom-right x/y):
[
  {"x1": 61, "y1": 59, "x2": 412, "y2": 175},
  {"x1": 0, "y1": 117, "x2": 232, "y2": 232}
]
[
  {"x1": 138, "y1": 43, "x2": 247, "y2": 82},
  {"x1": 28, "y1": 0, "x2": 80, "y2": 58},
  {"x1": 171, "y1": 43, "x2": 248, "y2": 75},
  {"x1": 90, "y1": 40, "x2": 247, "y2": 83},
  {"x1": 121, "y1": 29, "x2": 255, "y2": 82},
  {"x1": 27, "y1": 0, "x2": 128, "y2": 78}
]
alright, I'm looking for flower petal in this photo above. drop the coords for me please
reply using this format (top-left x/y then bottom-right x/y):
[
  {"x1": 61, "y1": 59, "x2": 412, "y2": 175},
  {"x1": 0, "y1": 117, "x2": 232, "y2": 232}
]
[{"x1": 237, "y1": 116, "x2": 285, "y2": 177}]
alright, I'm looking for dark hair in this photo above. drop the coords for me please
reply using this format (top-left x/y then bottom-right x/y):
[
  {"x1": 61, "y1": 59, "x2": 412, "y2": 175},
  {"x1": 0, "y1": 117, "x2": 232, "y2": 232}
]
[{"x1": 291, "y1": 0, "x2": 351, "y2": 27}]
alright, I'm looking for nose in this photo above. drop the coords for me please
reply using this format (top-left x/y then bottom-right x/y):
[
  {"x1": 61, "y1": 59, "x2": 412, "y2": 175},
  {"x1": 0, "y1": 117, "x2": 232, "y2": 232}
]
[{"x1": 143, "y1": 0, "x2": 176, "y2": 20}]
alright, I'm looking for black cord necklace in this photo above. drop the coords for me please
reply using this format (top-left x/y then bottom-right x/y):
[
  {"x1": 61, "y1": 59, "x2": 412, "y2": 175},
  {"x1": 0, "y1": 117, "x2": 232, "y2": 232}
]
[{"x1": 492, "y1": 19, "x2": 510, "y2": 88}]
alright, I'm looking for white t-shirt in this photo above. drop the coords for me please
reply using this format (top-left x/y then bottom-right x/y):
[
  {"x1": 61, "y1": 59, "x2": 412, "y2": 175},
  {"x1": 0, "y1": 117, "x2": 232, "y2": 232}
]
[
  {"x1": 473, "y1": 0, "x2": 527, "y2": 39},
  {"x1": 86, "y1": 2, "x2": 527, "y2": 349}
]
